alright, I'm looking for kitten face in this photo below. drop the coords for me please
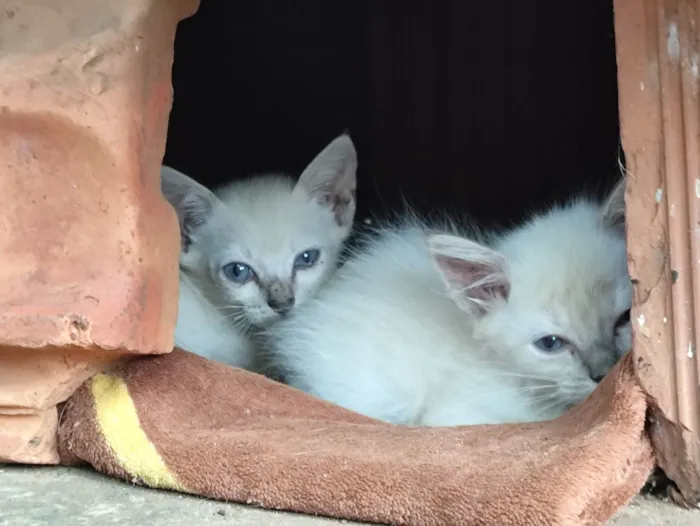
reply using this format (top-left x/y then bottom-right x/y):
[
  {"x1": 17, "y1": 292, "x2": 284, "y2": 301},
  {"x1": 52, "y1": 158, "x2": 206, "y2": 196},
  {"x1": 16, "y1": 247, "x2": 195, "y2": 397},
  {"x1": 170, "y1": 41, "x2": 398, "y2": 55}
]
[
  {"x1": 429, "y1": 179, "x2": 631, "y2": 414},
  {"x1": 162, "y1": 134, "x2": 357, "y2": 329},
  {"x1": 189, "y1": 181, "x2": 352, "y2": 328},
  {"x1": 480, "y1": 227, "x2": 631, "y2": 412}
]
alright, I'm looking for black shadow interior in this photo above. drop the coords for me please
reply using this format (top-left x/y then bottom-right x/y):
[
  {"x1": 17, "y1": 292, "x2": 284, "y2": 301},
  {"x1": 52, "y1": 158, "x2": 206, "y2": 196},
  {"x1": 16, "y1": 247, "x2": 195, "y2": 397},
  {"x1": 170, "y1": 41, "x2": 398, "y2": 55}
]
[{"x1": 164, "y1": 0, "x2": 621, "y2": 228}]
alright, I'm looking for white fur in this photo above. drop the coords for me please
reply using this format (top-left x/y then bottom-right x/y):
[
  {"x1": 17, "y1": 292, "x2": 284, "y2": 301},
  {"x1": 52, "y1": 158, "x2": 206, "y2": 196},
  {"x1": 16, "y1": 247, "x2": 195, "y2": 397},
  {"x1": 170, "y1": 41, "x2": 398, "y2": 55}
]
[
  {"x1": 266, "y1": 183, "x2": 631, "y2": 426},
  {"x1": 162, "y1": 134, "x2": 357, "y2": 368},
  {"x1": 174, "y1": 273, "x2": 255, "y2": 368}
]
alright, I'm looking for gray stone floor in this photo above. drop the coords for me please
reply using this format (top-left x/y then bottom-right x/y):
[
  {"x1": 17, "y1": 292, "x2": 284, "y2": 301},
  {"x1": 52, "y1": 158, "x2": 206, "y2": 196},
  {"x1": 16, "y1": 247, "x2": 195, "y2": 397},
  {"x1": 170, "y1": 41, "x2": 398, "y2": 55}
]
[{"x1": 0, "y1": 466, "x2": 697, "y2": 525}]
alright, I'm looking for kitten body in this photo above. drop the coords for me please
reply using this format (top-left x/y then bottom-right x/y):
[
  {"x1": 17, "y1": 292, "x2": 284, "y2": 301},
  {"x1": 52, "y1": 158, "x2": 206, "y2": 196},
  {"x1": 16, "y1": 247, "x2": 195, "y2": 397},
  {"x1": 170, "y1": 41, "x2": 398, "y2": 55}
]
[
  {"x1": 175, "y1": 272, "x2": 255, "y2": 368},
  {"x1": 162, "y1": 134, "x2": 357, "y2": 368},
  {"x1": 266, "y1": 183, "x2": 631, "y2": 426}
]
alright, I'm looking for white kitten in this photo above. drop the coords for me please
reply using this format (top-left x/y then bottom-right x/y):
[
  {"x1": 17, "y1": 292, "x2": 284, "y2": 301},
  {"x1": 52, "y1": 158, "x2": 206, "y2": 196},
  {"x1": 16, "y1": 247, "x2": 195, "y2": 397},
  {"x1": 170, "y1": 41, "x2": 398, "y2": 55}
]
[
  {"x1": 174, "y1": 272, "x2": 255, "y2": 367},
  {"x1": 161, "y1": 134, "x2": 358, "y2": 368},
  {"x1": 265, "y1": 181, "x2": 631, "y2": 426}
]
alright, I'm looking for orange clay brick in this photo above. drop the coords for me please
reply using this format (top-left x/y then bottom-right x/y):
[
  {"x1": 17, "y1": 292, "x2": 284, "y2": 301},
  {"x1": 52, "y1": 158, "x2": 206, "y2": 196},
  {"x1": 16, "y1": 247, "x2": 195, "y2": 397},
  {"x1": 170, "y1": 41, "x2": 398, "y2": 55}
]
[{"x1": 0, "y1": 0, "x2": 199, "y2": 463}]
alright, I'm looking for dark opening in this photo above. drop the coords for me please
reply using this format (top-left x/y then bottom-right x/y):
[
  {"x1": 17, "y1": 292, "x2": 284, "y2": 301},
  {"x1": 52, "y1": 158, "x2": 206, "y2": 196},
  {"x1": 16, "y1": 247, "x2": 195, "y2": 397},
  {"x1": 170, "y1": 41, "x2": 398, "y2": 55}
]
[{"x1": 164, "y1": 0, "x2": 620, "y2": 227}]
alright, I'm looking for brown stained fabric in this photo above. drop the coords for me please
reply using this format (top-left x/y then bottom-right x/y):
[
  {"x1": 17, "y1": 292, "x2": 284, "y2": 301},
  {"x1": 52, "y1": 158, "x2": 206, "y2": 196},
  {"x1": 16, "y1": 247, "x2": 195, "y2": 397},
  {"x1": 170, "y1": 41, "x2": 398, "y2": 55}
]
[
  {"x1": 59, "y1": 349, "x2": 654, "y2": 526},
  {"x1": 57, "y1": 385, "x2": 131, "y2": 483}
]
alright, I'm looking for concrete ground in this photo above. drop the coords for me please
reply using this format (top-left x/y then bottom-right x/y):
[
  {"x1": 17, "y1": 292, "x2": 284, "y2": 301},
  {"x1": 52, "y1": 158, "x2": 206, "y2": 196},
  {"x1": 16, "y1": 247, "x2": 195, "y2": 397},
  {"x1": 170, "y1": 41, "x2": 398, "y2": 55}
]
[{"x1": 0, "y1": 466, "x2": 697, "y2": 525}]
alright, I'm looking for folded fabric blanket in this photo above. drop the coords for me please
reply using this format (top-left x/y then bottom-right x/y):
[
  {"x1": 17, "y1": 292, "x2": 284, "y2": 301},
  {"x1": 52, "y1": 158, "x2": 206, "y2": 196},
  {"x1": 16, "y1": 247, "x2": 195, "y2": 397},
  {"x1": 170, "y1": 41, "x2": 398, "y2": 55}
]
[{"x1": 58, "y1": 349, "x2": 654, "y2": 526}]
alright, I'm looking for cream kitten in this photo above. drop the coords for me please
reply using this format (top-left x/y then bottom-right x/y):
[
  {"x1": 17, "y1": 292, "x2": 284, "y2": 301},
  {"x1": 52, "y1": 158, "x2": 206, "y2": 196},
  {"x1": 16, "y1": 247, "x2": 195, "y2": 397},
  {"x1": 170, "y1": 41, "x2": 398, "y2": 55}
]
[
  {"x1": 162, "y1": 134, "x2": 357, "y2": 368},
  {"x1": 265, "y1": 180, "x2": 631, "y2": 426}
]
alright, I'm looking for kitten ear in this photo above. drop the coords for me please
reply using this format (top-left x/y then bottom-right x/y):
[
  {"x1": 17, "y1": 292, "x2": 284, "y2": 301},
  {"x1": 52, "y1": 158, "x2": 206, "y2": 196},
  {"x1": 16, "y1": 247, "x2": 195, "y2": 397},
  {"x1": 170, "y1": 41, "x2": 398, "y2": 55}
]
[
  {"x1": 601, "y1": 178, "x2": 626, "y2": 233},
  {"x1": 160, "y1": 165, "x2": 219, "y2": 252},
  {"x1": 427, "y1": 233, "x2": 510, "y2": 315},
  {"x1": 295, "y1": 133, "x2": 357, "y2": 227}
]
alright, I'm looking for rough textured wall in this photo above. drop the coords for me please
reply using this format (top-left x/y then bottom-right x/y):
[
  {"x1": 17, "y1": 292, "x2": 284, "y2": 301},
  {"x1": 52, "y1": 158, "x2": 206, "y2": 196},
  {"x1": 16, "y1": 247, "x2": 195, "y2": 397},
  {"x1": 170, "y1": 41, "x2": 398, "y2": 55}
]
[{"x1": 0, "y1": 0, "x2": 198, "y2": 464}]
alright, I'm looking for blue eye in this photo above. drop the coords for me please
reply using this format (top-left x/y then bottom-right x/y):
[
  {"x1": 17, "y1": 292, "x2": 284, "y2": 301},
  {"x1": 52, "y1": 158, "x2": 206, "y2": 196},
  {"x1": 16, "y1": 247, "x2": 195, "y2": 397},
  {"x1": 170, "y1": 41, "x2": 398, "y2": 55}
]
[
  {"x1": 222, "y1": 262, "x2": 255, "y2": 284},
  {"x1": 294, "y1": 249, "x2": 320, "y2": 269},
  {"x1": 533, "y1": 335, "x2": 568, "y2": 353}
]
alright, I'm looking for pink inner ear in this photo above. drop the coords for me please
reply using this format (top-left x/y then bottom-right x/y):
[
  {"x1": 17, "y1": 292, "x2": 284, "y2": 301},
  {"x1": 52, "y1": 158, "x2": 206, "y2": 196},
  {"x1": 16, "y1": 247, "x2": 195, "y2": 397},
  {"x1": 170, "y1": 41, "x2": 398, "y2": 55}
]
[
  {"x1": 435, "y1": 255, "x2": 510, "y2": 303},
  {"x1": 314, "y1": 180, "x2": 355, "y2": 227}
]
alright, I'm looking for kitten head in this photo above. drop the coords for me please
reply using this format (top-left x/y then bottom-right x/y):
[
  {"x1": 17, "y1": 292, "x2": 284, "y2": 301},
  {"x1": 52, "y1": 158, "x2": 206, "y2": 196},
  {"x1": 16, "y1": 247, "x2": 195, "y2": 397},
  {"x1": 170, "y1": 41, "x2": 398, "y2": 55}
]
[
  {"x1": 162, "y1": 133, "x2": 357, "y2": 328},
  {"x1": 427, "y1": 179, "x2": 630, "y2": 413}
]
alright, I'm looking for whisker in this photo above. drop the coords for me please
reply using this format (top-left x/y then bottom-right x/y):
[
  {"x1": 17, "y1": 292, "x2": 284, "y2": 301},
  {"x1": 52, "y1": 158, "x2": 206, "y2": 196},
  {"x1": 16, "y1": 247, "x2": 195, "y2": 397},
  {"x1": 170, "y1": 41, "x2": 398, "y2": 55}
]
[{"x1": 536, "y1": 397, "x2": 570, "y2": 416}]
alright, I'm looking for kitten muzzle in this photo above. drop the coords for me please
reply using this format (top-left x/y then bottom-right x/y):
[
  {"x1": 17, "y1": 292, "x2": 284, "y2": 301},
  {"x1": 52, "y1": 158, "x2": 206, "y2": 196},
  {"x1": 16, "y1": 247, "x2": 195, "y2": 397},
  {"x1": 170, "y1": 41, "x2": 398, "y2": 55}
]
[{"x1": 266, "y1": 280, "x2": 295, "y2": 314}]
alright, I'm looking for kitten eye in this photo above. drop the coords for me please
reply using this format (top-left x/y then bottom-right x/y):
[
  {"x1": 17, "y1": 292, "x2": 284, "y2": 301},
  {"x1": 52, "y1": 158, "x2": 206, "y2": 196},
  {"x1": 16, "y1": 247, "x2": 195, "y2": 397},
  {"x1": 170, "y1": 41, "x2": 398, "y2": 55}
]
[
  {"x1": 615, "y1": 308, "x2": 631, "y2": 329},
  {"x1": 294, "y1": 249, "x2": 320, "y2": 269},
  {"x1": 222, "y1": 262, "x2": 255, "y2": 284},
  {"x1": 533, "y1": 335, "x2": 568, "y2": 353}
]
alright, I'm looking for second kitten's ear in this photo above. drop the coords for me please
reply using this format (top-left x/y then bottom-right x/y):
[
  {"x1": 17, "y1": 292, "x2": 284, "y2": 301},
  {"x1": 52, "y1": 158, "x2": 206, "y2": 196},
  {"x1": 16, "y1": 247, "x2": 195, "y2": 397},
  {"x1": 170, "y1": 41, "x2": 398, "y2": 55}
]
[
  {"x1": 161, "y1": 165, "x2": 219, "y2": 253},
  {"x1": 427, "y1": 233, "x2": 510, "y2": 315},
  {"x1": 601, "y1": 177, "x2": 626, "y2": 233},
  {"x1": 295, "y1": 134, "x2": 357, "y2": 227}
]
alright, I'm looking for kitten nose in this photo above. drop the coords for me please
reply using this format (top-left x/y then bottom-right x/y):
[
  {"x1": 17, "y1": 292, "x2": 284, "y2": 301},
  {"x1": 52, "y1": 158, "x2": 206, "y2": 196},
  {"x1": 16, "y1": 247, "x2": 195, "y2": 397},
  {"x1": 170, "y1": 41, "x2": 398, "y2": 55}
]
[
  {"x1": 267, "y1": 280, "x2": 295, "y2": 314},
  {"x1": 268, "y1": 297, "x2": 295, "y2": 314},
  {"x1": 588, "y1": 347, "x2": 620, "y2": 384}
]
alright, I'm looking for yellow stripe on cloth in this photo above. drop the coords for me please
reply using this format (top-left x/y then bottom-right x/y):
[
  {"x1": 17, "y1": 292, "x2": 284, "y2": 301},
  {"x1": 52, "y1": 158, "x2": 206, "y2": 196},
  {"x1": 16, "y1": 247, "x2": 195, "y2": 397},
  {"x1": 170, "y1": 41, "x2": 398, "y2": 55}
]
[{"x1": 90, "y1": 373, "x2": 186, "y2": 492}]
